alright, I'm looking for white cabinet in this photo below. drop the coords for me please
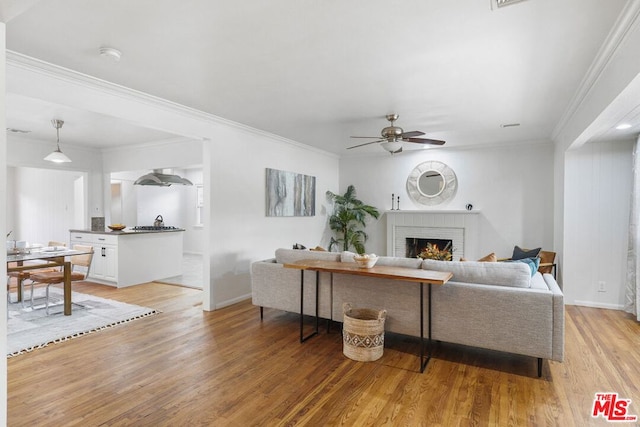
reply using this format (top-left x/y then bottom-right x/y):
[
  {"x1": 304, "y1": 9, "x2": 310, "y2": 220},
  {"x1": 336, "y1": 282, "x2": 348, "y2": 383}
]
[
  {"x1": 70, "y1": 232, "x2": 118, "y2": 285},
  {"x1": 91, "y1": 242, "x2": 118, "y2": 283},
  {"x1": 69, "y1": 229, "x2": 184, "y2": 288}
]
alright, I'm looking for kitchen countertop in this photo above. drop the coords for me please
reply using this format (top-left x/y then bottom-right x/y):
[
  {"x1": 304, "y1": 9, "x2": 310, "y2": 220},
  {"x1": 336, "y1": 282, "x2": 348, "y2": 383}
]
[
  {"x1": 70, "y1": 228, "x2": 185, "y2": 235},
  {"x1": 69, "y1": 228, "x2": 184, "y2": 287}
]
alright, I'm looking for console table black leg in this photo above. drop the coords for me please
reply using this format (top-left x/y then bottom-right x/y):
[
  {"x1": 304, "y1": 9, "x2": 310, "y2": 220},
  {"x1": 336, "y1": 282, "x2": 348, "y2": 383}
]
[
  {"x1": 260, "y1": 306, "x2": 263, "y2": 320},
  {"x1": 327, "y1": 273, "x2": 333, "y2": 333},
  {"x1": 428, "y1": 283, "x2": 432, "y2": 360},
  {"x1": 419, "y1": 282, "x2": 424, "y2": 373},
  {"x1": 314, "y1": 271, "x2": 319, "y2": 334},
  {"x1": 538, "y1": 358, "x2": 543, "y2": 377},
  {"x1": 300, "y1": 270, "x2": 304, "y2": 342},
  {"x1": 300, "y1": 269, "x2": 319, "y2": 343},
  {"x1": 419, "y1": 282, "x2": 431, "y2": 373}
]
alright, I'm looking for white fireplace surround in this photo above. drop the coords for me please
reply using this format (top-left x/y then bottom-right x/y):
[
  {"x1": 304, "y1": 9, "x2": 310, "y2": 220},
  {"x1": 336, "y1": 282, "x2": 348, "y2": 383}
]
[{"x1": 386, "y1": 210, "x2": 480, "y2": 261}]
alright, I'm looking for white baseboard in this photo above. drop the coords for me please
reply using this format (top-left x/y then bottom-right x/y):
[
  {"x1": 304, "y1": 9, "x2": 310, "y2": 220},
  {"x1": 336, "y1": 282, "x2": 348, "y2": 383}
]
[
  {"x1": 571, "y1": 300, "x2": 624, "y2": 310},
  {"x1": 215, "y1": 293, "x2": 252, "y2": 310}
]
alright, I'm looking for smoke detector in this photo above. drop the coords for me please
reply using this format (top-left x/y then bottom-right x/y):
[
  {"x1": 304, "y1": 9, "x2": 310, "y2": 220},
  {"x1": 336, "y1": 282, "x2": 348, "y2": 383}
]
[{"x1": 99, "y1": 46, "x2": 122, "y2": 62}]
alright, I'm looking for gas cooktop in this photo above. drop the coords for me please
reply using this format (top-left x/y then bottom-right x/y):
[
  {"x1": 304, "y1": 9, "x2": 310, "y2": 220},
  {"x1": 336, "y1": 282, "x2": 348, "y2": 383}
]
[{"x1": 131, "y1": 225, "x2": 181, "y2": 231}]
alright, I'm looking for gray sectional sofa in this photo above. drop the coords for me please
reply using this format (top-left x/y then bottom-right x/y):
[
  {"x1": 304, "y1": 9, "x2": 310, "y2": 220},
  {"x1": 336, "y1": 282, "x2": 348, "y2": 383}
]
[{"x1": 250, "y1": 248, "x2": 564, "y2": 375}]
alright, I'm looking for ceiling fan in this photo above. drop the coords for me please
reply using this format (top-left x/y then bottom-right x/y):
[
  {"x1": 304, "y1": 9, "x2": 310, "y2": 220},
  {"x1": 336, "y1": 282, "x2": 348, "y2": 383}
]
[{"x1": 348, "y1": 114, "x2": 445, "y2": 154}]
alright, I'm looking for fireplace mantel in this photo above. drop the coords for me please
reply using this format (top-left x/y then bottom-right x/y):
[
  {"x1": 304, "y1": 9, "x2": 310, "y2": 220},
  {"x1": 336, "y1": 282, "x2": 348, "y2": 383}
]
[
  {"x1": 386, "y1": 210, "x2": 480, "y2": 260},
  {"x1": 386, "y1": 210, "x2": 480, "y2": 215}
]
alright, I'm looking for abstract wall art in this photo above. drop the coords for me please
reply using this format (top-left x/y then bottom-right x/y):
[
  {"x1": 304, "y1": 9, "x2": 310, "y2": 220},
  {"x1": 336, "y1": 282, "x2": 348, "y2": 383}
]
[{"x1": 265, "y1": 168, "x2": 316, "y2": 217}]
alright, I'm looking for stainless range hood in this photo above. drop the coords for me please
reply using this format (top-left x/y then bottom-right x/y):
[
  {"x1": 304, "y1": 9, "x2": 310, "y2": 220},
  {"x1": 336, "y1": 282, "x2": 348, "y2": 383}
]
[{"x1": 134, "y1": 169, "x2": 193, "y2": 186}]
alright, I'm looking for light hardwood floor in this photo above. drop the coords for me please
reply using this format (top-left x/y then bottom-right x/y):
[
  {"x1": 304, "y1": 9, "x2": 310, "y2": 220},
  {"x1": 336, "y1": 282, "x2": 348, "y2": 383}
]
[{"x1": 7, "y1": 282, "x2": 640, "y2": 426}]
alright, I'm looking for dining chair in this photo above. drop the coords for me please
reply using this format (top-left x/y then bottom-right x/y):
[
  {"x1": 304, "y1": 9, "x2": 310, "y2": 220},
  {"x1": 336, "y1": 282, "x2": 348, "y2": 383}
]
[
  {"x1": 28, "y1": 244, "x2": 94, "y2": 315},
  {"x1": 6, "y1": 241, "x2": 67, "y2": 307}
]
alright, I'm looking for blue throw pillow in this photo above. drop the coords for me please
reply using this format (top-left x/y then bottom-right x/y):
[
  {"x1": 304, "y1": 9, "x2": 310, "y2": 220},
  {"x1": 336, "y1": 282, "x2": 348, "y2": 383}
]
[
  {"x1": 512, "y1": 246, "x2": 541, "y2": 260},
  {"x1": 507, "y1": 257, "x2": 540, "y2": 276}
]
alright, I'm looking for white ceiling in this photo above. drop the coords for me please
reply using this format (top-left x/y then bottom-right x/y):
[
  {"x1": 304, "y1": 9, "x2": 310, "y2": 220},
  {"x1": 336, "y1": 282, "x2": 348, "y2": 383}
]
[
  {"x1": 5, "y1": 93, "x2": 179, "y2": 147},
  {"x1": 3, "y1": 0, "x2": 637, "y2": 154}
]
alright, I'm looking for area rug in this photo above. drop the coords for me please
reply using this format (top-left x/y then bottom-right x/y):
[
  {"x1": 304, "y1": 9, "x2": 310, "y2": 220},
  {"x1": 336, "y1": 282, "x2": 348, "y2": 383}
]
[{"x1": 7, "y1": 287, "x2": 160, "y2": 357}]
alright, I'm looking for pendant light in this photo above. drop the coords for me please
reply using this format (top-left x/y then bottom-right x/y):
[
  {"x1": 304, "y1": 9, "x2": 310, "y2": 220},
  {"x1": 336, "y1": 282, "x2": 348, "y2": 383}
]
[{"x1": 44, "y1": 119, "x2": 72, "y2": 163}]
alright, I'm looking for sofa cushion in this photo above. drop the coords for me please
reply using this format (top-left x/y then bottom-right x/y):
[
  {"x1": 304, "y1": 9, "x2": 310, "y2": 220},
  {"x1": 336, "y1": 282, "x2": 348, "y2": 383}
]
[
  {"x1": 506, "y1": 256, "x2": 540, "y2": 276},
  {"x1": 341, "y1": 251, "x2": 422, "y2": 269},
  {"x1": 275, "y1": 248, "x2": 341, "y2": 264},
  {"x1": 529, "y1": 272, "x2": 548, "y2": 290},
  {"x1": 422, "y1": 259, "x2": 532, "y2": 288}
]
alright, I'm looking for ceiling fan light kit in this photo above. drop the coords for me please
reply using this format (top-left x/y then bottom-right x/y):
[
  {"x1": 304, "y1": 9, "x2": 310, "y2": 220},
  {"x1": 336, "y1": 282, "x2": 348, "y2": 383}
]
[
  {"x1": 380, "y1": 141, "x2": 403, "y2": 154},
  {"x1": 348, "y1": 113, "x2": 445, "y2": 154},
  {"x1": 44, "y1": 119, "x2": 72, "y2": 163}
]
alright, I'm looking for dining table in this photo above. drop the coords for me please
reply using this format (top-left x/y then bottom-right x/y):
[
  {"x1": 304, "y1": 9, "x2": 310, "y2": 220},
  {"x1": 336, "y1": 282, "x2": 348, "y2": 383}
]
[{"x1": 6, "y1": 247, "x2": 93, "y2": 315}]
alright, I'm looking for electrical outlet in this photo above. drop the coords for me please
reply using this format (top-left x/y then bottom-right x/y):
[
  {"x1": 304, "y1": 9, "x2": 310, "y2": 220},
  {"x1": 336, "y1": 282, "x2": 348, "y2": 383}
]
[{"x1": 598, "y1": 281, "x2": 606, "y2": 292}]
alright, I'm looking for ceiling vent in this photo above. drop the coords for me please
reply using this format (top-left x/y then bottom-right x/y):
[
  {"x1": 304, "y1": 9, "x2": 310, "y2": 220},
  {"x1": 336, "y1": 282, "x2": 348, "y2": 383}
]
[{"x1": 6, "y1": 127, "x2": 31, "y2": 134}]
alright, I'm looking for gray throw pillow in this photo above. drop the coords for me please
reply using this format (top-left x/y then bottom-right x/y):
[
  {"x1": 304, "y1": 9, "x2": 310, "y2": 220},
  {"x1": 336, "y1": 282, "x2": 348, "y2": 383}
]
[{"x1": 512, "y1": 246, "x2": 541, "y2": 260}]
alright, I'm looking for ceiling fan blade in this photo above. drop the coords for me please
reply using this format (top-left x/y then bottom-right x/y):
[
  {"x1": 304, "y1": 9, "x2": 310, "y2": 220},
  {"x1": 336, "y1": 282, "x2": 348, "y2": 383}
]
[
  {"x1": 347, "y1": 139, "x2": 385, "y2": 149},
  {"x1": 350, "y1": 136, "x2": 382, "y2": 139},
  {"x1": 401, "y1": 130, "x2": 425, "y2": 138},
  {"x1": 404, "y1": 137, "x2": 446, "y2": 145}
]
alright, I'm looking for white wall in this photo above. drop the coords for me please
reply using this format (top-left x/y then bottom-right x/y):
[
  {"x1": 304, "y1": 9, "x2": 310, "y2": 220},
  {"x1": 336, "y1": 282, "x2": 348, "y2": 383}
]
[
  {"x1": 136, "y1": 182, "x2": 191, "y2": 228},
  {"x1": 181, "y1": 168, "x2": 204, "y2": 254},
  {"x1": 7, "y1": 136, "x2": 104, "y2": 223},
  {"x1": 105, "y1": 139, "x2": 205, "y2": 255},
  {"x1": 5, "y1": 135, "x2": 103, "y2": 248},
  {"x1": 208, "y1": 126, "x2": 339, "y2": 308},
  {"x1": 104, "y1": 127, "x2": 339, "y2": 310},
  {"x1": 109, "y1": 171, "x2": 138, "y2": 227},
  {"x1": 551, "y1": 3, "x2": 640, "y2": 302},
  {"x1": 110, "y1": 167, "x2": 204, "y2": 254},
  {"x1": 7, "y1": 166, "x2": 88, "y2": 246},
  {"x1": 563, "y1": 139, "x2": 634, "y2": 308},
  {"x1": 102, "y1": 138, "x2": 202, "y2": 173},
  {"x1": 339, "y1": 142, "x2": 555, "y2": 260},
  {"x1": 1, "y1": 22, "x2": 7, "y2": 421}
]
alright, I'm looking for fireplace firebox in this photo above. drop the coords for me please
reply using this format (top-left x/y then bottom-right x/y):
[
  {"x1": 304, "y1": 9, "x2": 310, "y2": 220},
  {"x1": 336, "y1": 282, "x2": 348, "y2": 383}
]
[{"x1": 406, "y1": 238, "x2": 453, "y2": 259}]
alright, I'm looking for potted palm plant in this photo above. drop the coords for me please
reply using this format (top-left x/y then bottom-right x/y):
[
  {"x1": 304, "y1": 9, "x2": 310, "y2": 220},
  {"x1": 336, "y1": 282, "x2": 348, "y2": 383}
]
[{"x1": 326, "y1": 185, "x2": 380, "y2": 254}]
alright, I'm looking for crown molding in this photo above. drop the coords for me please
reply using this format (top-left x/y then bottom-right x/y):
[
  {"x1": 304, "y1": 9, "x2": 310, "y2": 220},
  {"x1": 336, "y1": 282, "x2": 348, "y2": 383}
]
[
  {"x1": 99, "y1": 136, "x2": 200, "y2": 154},
  {"x1": 6, "y1": 51, "x2": 338, "y2": 159},
  {"x1": 551, "y1": 1, "x2": 640, "y2": 142}
]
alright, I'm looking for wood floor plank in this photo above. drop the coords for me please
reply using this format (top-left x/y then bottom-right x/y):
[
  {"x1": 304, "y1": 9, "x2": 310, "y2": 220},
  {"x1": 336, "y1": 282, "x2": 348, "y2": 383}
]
[{"x1": 7, "y1": 282, "x2": 640, "y2": 426}]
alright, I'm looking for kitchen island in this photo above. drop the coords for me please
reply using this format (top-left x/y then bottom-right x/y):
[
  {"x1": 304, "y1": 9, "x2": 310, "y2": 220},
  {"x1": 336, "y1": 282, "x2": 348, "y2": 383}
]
[{"x1": 70, "y1": 228, "x2": 184, "y2": 287}]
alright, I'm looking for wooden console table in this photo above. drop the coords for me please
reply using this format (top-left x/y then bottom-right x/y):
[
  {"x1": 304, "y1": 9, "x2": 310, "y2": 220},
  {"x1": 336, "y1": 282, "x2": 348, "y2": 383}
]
[{"x1": 284, "y1": 259, "x2": 453, "y2": 373}]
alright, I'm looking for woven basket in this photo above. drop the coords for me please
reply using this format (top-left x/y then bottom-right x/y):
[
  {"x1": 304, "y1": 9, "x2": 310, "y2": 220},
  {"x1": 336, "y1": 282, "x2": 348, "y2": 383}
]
[{"x1": 342, "y1": 303, "x2": 387, "y2": 362}]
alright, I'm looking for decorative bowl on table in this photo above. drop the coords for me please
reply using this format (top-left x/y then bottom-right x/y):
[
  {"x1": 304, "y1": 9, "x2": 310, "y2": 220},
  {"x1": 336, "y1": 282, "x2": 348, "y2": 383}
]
[
  {"x1": 353, "y1": 254, "x2": 378, "y2": 268},
  {"x1": 107, "y1": 224, "x2": 126, "y2": 231}
]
